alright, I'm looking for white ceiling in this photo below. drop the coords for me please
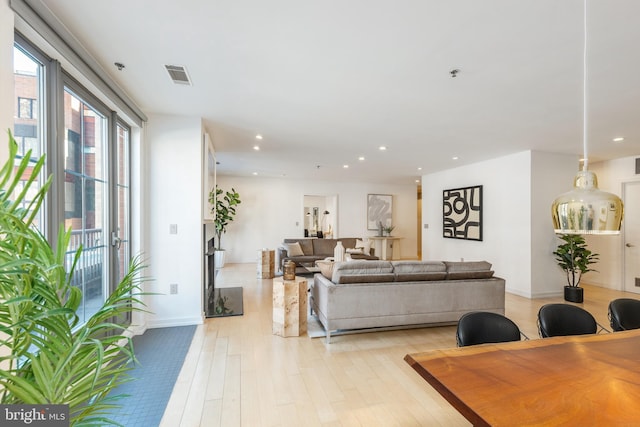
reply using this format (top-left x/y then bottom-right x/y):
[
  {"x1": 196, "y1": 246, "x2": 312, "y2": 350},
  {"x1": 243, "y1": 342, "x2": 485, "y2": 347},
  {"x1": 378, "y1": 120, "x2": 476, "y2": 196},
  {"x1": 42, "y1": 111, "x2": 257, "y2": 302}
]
[{"x1": 37, "y1": 0, "x2": 640, "y2": 185}]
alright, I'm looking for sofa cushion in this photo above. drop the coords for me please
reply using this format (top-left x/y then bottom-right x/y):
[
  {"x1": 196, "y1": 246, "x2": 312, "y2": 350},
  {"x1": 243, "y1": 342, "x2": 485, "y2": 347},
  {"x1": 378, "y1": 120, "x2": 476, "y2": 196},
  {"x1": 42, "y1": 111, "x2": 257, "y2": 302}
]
[
  {"x1": 283, "y1": 239, "x2": 314, "y2": 255},
  {"x1": 339, "y1": 238, "x2": 358, "y2": 250},
  {"x1": 312, "y1": 239, "x2": 339, "y2": 257},
  {"x1": 447, "y1": 270, "x2": 495, "y2": 279},
  {"x1": 393, "y1": 261, "x2": 447, "y2": 273},
  {"x1": 444, "y1": 261, "x2": 495, "y2": 280},
  {"x1": 283, "y1": 242, "x2": 304, "y2": 257},
  {"x1": 392, "y1": 261, "x2": 447, "y2": 281},
  {"x1": 332, "y1": 260, "x2": 395, "y2": 284}
]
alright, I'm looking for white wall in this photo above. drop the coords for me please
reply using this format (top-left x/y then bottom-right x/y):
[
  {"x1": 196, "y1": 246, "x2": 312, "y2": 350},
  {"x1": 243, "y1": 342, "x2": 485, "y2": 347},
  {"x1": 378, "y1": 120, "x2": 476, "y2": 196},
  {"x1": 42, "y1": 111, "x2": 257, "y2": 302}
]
[
  {"x1": 215, "y1": 175, "x2": 419, "y2": 263},
  {"x1": 0, "y1": 1, "x2": 14, "y2": 162},
  {"x1": 584, "y1": 156, "x2": 639, "y2": 289},
  {"x1": 531, "y1": 151, "x2": 580, "y2": 296},
  {"x1": 144, "y1": 114, "x2": 204, "y2": 327},
  {"x1": 423, "y1": 151, "x2": 576, "y2": 298}
]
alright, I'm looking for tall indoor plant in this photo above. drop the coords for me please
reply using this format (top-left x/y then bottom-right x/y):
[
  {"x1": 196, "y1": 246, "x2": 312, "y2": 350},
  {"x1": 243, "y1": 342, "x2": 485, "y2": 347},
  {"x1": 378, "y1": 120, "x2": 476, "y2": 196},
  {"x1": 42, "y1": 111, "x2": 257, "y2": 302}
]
[
  {"x1": 208, "y1": 186, "x2": 241, "y2": 268},
  {"x1": 0, "y1": 131, "x2": 147, "y2": 425},
  {"x1": 553, "y1": 234, "x2": 599, "y2": 303}
]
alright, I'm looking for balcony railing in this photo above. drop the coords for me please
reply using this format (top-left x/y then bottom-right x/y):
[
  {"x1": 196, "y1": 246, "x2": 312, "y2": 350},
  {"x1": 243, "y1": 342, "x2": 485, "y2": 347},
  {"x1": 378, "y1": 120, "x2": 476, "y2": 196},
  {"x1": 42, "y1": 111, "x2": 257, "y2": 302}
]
[{"x1": 66, "y1": 228, "x2": 104, "y2": 300}]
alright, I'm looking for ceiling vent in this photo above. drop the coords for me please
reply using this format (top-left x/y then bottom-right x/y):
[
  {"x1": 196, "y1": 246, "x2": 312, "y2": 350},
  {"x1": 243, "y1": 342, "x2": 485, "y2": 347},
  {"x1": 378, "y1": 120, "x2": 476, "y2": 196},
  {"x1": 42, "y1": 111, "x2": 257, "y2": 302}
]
[{"x1": 164, "y1": 65, "x2": 192, "y2": 85}]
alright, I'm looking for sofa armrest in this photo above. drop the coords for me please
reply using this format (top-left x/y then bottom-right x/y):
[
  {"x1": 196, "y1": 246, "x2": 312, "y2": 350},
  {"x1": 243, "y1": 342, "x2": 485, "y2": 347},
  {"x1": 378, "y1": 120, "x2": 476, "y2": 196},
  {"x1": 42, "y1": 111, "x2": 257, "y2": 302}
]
[{"x1": 312, "y1": 273, "x2": 335, "y2": 319}]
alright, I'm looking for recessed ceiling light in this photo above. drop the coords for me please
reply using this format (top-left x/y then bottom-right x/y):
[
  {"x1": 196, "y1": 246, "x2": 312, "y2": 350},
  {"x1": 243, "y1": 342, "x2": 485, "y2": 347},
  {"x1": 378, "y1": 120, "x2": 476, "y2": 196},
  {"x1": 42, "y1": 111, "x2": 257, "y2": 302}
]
[
  {"x1": 613, "y1": 137, "x2": 624, "y2": 142},
  {"x1": 379, "y1": 146, "x2": 387, "y2": 151},
  {"x1": 415, "y1": 179, "x2": 420, "y2": 183},
  {"x1": 252, "y1": 172, "x2": 258, "y2": 175},
  {"x1": 343, "y1": 164, "x2": 349, "y2": 168},
  {"x1": 417, "y1": 167, "x2": 422, "y2": 171},
  {"x1": 358, "y1": 156, "x2": 365, "y2": 161},
  {"x1": 452, "y1": 156, "x2": 459, "y2": 160},
  {"x1": 253, "y1": 145, "x2": 260, "y2": 151},
  {"x1": 256, "y1": 134, "x2": 263, "y2": 140}
]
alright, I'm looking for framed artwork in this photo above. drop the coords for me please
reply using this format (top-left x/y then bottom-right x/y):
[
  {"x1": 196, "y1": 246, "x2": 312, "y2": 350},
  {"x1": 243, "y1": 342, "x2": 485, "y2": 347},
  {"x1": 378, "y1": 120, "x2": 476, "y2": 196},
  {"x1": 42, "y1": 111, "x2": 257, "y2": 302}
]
[
  {"x1": 367, "y1": 194, "x2": 393, "y2": 230},
  {"x1": 443, "y1": 185, "x2": 483, "y2": 241}
]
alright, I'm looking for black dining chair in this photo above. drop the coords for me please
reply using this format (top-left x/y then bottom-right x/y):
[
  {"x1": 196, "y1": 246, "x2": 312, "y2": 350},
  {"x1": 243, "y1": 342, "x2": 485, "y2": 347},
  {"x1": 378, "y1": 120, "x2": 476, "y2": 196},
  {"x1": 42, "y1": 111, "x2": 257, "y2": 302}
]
[
  {"x1": 537, "y1": 303, "x2": 600, "y2": 338},
  {"x1": 608, "y1": 298, "x2": 640, "y2": 332},
  {"x1": 456, "y1": 311, "x2": 525, "y2": 347}
]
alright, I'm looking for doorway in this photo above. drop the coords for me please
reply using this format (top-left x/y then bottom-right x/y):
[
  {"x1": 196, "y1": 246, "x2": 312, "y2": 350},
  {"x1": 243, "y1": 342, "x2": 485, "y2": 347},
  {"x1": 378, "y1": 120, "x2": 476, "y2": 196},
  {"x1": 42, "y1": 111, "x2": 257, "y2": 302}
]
[
  {"x1": 303, "y1": 195, "x2": 337, "y2": 238},
  {"x1": 623, "y1": 181, "x2": 640, "y2": 294}
]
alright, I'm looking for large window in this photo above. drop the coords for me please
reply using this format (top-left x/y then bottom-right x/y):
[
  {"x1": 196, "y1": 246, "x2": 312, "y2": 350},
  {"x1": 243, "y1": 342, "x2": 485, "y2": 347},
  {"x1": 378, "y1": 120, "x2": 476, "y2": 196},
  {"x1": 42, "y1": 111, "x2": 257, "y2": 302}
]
[
  {"x1": 13, "y1": 35, "x2": 134, "y2": 327},
  {"x1": 13, "y1": 43, "x2": 45, "y2": 231}
]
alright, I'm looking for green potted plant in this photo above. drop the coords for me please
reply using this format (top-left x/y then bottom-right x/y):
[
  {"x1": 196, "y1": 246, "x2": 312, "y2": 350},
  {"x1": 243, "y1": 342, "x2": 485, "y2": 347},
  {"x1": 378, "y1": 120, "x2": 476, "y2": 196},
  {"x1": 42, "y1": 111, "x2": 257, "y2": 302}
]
[
  {"x1": 208, "y1": 186, "x2": 241, "y2": 268},
  {"x1": 553, "y1": 234, "x2": 599, "y2": 303},
  {"x1": 0, "y1": 131, "x2": 147, "y2": 425}
]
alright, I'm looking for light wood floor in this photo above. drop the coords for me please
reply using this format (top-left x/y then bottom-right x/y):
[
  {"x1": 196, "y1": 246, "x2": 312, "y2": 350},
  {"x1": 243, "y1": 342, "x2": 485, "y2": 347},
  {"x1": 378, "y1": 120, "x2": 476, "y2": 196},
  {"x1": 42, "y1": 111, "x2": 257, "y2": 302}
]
[{"x1": 160, "y1": 263, "x2": 637, "y2": 427}]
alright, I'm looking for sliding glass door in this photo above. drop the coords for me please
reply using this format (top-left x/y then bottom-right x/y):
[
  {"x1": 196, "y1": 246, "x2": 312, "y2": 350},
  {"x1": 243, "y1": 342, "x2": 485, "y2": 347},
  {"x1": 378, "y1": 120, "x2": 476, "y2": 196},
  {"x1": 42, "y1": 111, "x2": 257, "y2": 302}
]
[
  {"x1": 14, "y1": 35, "x2": 134, "y2": 328},
  {"x1": 63, "y1": 87, "x2": 108, "y2": 324},
  {"x1": 114, "y1": 122, "x2": 131, "y2": 285}
]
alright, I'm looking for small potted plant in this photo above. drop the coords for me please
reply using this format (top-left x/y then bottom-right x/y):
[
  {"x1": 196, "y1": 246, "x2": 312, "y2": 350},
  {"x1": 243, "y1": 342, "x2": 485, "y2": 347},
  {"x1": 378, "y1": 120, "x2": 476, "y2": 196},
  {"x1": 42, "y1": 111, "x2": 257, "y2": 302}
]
[
  {"x1": 383, "y1": 225, "x2": 395, "y2": 236},
  {"x1": 553, "y1": 234, "x2": 599, "y2": 303},
  {"x1": 209, "y1": 186, "x2": 241, "y2": 268}
]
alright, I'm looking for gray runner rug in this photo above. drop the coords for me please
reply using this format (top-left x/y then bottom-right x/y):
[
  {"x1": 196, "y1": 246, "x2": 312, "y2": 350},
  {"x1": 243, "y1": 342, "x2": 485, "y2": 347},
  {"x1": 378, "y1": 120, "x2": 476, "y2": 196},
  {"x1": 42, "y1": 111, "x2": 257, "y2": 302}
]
[{"x1": 106, "y1": 325, "x2": 196, "y2": 426}]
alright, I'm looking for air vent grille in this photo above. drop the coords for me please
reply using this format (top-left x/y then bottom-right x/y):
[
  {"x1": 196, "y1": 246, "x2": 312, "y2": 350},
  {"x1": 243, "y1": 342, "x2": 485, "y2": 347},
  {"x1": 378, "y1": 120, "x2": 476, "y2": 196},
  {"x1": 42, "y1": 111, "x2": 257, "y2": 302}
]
[{"x1": 164, "y1": 65, "x2": 192, "y2": 85}]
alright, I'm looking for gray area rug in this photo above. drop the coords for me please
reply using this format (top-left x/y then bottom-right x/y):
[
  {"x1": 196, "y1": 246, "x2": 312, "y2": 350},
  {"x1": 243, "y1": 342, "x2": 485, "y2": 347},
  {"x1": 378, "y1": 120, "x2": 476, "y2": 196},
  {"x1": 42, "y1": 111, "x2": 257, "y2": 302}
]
[
  {"x1": 106, "y1": 325, "x2": 196, "y2": 426},
  {"x1": 307, "y1": 315, "x2": 451, "y2": 340},
  {"x1": 307, "y1": 315, "x2": 327, "y2": 338},
  {"x1": 307, "y1": 315, "x2": 370, "y2": 339}
]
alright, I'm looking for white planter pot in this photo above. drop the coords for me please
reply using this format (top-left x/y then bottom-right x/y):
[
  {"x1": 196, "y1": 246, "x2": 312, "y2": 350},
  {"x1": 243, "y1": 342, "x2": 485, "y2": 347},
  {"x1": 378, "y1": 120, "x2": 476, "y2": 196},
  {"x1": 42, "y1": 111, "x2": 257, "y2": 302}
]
[{"x1": 214, "y1": 250, "x2": 226, "y2": 269}]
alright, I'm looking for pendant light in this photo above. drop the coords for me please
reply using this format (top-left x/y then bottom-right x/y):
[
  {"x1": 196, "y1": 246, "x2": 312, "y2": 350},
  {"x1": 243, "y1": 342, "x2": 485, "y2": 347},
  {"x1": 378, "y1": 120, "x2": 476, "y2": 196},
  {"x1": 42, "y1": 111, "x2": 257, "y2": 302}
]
[{"x1": 551, "y1": 0, "x2": 623, "y2": 235}]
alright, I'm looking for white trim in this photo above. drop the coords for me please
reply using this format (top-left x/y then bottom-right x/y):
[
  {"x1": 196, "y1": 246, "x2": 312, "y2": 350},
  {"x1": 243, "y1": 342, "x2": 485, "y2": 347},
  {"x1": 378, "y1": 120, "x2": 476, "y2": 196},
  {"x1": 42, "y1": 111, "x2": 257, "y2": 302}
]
[{"x1": 146, "y1": 316, "x2": 204, "y2": 329}]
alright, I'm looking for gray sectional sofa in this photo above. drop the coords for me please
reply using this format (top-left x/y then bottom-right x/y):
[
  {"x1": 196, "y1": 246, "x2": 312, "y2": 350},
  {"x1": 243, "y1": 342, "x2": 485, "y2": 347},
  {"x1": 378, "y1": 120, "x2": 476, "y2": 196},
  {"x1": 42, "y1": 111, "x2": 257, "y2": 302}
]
[
  {"x1": 277, "y1": 237, "x2": 378, "y2": 271},
  {"x1": 311, "y1": 260, "x2": 505, "y2": 342}
]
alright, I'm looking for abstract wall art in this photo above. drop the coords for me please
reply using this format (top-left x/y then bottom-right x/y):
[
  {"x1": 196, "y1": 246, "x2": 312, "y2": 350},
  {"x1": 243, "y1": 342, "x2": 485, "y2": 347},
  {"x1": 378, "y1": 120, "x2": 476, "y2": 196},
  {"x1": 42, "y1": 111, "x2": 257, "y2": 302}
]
[
  {"x1": 443, "y1": 185, "x2": 483, "y2": 241},
  {"x1": 367, "y1": 194, "x2": 393, "y2": 230}
]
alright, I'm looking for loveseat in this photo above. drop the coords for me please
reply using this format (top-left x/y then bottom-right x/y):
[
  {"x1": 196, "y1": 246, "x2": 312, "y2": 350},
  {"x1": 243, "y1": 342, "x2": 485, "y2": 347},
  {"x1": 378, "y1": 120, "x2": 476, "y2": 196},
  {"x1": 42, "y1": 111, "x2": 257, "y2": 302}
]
[
  {"x1": 277, "y1": 238, "x2": 378, "y2": 271},
  {"x1": 311, "y1": 260, "x2": 505, "y2": 342}
]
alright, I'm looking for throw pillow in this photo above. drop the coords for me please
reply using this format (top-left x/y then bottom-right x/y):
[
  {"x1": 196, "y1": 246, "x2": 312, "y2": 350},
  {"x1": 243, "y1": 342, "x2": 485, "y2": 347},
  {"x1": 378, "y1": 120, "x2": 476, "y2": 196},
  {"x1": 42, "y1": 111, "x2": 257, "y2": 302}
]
[
  {"x1": 355, "y1": 239, "x2": 372, "y2": 254},
  {"x1": 346, "y1": 248, "x2": 364, "y2": 254},
  {"x1": 283, "y1": 242, "x2": 304, "y2": 257}
]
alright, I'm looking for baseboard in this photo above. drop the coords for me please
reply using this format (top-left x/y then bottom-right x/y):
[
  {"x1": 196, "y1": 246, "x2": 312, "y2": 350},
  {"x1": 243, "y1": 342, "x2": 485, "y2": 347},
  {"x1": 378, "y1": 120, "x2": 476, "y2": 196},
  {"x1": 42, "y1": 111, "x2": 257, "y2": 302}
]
[
  {"x1": 125, "y1": 323, "x2": 148, "y2": 337},
  {"x1": 507, "y1": 287, "x2": 563, "y2": 299},
  {"x1": 146, "y1": 315, "x2": 204, "y2": 329},
  {"x1": 530, "y1": 290, "x2": 563, "y2": 299}
]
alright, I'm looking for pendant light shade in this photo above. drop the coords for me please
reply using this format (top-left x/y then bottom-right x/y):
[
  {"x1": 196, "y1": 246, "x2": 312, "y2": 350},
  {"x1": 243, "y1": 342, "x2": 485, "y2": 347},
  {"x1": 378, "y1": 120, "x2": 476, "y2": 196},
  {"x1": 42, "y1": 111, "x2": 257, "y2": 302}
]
[
  {"x1": 551, "y1": 0, "x2": 624, "y2": 235},
  {"x1": 551, "y1": 170, "x2": 623, "y2": 234}
]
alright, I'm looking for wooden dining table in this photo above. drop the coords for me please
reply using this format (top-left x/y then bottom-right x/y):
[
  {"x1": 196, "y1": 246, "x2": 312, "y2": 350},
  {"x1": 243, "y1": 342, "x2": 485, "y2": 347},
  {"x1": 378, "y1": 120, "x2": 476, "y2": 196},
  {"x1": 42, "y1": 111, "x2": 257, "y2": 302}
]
[{"x1": 405, "y1": 329, "x2": 640, "y2": 426}]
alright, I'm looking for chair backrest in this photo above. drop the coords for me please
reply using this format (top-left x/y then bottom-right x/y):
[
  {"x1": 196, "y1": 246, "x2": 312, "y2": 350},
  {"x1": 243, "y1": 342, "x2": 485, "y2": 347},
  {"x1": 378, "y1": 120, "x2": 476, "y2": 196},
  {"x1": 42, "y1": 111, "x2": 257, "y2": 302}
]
[
  {"x1": 608, "y1": 298, "x2": 640, "y2": 332},
  {"x1": 456, "y1": 311, "x2": 522, "y2": 347},
  {"x1": 537, "y1": 303, "x2": 597, "y2": 338}
]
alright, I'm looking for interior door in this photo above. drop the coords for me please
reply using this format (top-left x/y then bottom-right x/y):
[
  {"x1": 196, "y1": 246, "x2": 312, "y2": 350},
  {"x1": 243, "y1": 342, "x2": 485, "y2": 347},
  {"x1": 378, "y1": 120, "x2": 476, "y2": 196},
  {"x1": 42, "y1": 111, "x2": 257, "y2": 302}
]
[{"x1": 623, "y1": 181, "x2": 640, "y2": 294}]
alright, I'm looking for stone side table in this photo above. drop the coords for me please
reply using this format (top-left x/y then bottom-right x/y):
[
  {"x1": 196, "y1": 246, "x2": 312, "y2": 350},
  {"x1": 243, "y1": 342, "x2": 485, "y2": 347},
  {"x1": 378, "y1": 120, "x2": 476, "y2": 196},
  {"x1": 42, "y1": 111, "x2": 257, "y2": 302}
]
[
  {"x1": 257, "y1": 249, "x2": 275, "y2": 279},
  {"x1": 272, "y1": 276, "x2": 308, "y2": 337}
]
